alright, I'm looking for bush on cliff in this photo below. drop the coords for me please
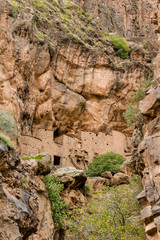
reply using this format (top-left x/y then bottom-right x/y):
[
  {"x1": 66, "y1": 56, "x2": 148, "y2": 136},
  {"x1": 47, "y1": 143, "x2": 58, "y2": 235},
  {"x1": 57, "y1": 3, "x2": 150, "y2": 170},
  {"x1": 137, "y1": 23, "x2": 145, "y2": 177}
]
[
  {"x1": 43, "y1": 174, "x2": 66, "y2": 227},
  {"x1": 0, "y1": 110, "x2": 18, "y2": 138},
  {"x1": 87, "y1": 152, "x2": 125, "y2": 177},
  {"x1": 107, "y1": 35, "x2": 130, "y2": 59},
  {"x1": 0, "y1": 133, "x2": 15, "y2": 149},
  {"x1": 123, "y1": 74, "x2": 153, "y2": 126}
]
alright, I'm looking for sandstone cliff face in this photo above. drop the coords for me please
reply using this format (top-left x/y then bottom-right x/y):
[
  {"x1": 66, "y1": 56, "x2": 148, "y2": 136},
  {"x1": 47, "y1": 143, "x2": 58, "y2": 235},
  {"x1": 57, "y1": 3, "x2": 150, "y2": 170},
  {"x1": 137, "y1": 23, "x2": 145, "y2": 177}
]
[
  {"x1": 0, "y1": 0, "x2": 160, "y2": 239},
  {"x1": 0, "y1": 0, "x2": 155, "y2": 139}
]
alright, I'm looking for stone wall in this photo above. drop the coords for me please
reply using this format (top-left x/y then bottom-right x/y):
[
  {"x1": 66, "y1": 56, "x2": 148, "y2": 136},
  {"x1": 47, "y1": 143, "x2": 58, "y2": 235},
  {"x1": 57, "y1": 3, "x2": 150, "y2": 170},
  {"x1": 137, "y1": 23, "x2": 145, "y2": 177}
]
[{"x1": 20, "y1": 129, "x2": 131, "y2": 170}]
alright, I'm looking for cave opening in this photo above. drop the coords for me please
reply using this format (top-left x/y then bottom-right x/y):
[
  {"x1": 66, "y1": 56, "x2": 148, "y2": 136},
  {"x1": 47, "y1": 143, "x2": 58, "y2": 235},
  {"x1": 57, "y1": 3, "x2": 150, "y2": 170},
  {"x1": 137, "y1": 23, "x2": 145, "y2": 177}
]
[
  {"x1": 53, "y1": 129, "x2": 61, "y2": 139},
  {"x1": 54, "y1": 155, "x2": 61, "y2": 165}
]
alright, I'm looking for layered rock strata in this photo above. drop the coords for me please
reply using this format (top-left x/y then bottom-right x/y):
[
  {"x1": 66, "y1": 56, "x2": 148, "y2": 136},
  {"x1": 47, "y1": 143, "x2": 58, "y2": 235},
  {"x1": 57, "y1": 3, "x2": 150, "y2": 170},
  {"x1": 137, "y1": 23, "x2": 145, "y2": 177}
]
[
  {"x1": 0, "y1": 0, "x2": 154, "y2": 138},
  {"x1": 0, "y1": 1, "x2": 160, "y2": 239},
  {"x1": 0, "y1": 0, "x2": 157, "y2": 171}
]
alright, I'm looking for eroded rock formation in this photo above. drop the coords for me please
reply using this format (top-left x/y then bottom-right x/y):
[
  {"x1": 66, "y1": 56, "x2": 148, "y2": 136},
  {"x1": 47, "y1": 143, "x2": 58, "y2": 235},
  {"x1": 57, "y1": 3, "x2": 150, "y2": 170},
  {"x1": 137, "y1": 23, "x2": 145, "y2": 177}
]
[
  {"x1": 0, "y1": 0, "x2": 160, "y2": 239},
  {"x1": 1, "y1": 0, "x2": 157, "y2": 171},
  {"x1": 0, "y1": 0, "x2": 155, "y2": 137},
  {"x1": 136, "y1": 48, "x2": 160, "y2": 239},
  {"x1": 0, "y1": 142, "x2": 55, "y2": 240}
]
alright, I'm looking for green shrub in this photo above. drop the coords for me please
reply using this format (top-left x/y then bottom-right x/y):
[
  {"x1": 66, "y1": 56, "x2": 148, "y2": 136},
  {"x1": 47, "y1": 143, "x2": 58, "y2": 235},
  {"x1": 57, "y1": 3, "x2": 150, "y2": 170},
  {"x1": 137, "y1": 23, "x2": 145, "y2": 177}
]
[
  {"x1": 43, "y1": 174, "x2": 66, "y2": 227},
  {"x1": 22, "y1": 154, "x2": 44, "y2": 161},
  {"x1": 123, "y1": 103, "x2": 142, "y2": 127},
  {"x1": 87, "y1": 152, "x2": 125, "y2": 177},
  {"x1": 123, "y1": 74, "x2": 153, "y2": 127},
  {"x1": 66, "y1": 175, "x2": 145, "y2": 240},
  {"x1": 10, "y1": 0, "x2": 19, "y2": 16},
  {"x1": 130, "y1": 87, "x2": 145, "y2": 102},
  {"x1": 0, "y1": 134, "x2": 15, "y2": 149},
  {"x1": 144, "y1": 73, "x2": 153, "y2": 89},
  {"x1": 0, "y1": 110, "x2": 18, "y2": 138},
  {"x1": 107, "y1": 35, "x2": 130, "y2": 59},
  {"x1": 33, "y1": 0, "x2": 47, "y2": 10}
]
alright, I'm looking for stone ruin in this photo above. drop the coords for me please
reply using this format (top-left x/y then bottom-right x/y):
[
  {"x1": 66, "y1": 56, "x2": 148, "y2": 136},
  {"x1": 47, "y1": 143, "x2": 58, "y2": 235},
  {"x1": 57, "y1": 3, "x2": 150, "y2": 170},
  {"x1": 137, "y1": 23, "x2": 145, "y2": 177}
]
[{"x1": 20, "y1": 129, "x2": 132, "y2": 170}]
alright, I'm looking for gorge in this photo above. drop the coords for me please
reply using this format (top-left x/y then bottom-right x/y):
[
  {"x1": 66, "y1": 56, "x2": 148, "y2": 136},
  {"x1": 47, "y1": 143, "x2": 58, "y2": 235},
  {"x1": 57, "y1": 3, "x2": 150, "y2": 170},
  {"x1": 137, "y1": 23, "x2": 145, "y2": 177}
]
[{"x1": 0, "y1": 0, "x2": 160, "y2": 239}]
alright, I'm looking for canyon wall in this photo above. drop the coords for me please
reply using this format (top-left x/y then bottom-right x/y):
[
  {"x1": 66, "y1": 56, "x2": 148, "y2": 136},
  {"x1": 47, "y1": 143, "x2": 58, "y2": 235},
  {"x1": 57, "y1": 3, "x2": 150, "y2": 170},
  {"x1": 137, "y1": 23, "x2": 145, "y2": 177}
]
[
  {"x1": 136, "y1": 52, "x2": 160, "y2": 239},
  {"x1": 0, "y1": 0, "x2": 160, "y2": 239},
  {"x1": 0, "y1": 0, "x2": 157, "y2": 165}
]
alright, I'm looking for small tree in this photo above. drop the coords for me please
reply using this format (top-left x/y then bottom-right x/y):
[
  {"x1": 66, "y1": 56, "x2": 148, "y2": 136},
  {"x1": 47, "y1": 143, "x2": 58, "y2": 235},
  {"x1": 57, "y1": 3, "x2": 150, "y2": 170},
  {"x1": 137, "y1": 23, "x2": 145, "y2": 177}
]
[{"x1": 123, "y1": 74, "x2": 153, "y2": 127}]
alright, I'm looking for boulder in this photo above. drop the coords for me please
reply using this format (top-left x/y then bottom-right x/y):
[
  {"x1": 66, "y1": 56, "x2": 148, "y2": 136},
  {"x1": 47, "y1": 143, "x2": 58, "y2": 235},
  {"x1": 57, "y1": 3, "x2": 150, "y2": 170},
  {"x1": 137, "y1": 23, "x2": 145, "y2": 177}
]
[
  {"x1": 139, "y1": 86, "x2": 160, "y2": 116},
  {"x1": 87, "y1": 177, "x2": 110, "y2": 191},
  {"x1": 54, "y1": 167, "x2": 87, "y2": 188},
  {"x1": 37, "y1": 153, "x2": 53, "y2": 174},
  {"x1": 136, "y1": 190, "x2": 147, "y2": 207},
  {"x1": 21, "y1": 159, "x2": 38, "y2": 176},
  {"x1": 111, "y1": 173, "x2": 129, "y2": 185},
  {"x1": 61, "y1": 189, "x2": 86, "y2": 210},
  {"x1": 141, "y1": 206, "x2": 153, "y2": 224},
  {"x1": 145, "y1": 222, "x2": 157, "y2": 235},
  {"x1": 120, "y1": 159, "x2": 133, "y2": 176},
  {"x1": 101, "y1": 171, "x2": 112, "y2": 179}
]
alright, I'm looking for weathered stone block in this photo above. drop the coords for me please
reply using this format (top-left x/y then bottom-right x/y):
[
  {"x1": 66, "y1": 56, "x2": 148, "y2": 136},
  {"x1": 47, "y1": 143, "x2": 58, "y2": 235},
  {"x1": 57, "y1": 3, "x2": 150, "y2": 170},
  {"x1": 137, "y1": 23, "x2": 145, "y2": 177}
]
[
  {"x1": 145, "y1": 222, "x2": 157, "y2": 235},
  {"x1": 101, "y1": 171, "x2": 112, "y2": 179},
  {"x1": 152, "y1": 205, "x2": 160, "y2": 217},
  {"x1": 136, "y1": 190, "x2": 147, "y2": 206},
  {"x1": 111, "y1": 173, "x2": 129, "y2": 185},
  {"x1": 141, "y1": 206, "x2": 153, "y2": 224}
]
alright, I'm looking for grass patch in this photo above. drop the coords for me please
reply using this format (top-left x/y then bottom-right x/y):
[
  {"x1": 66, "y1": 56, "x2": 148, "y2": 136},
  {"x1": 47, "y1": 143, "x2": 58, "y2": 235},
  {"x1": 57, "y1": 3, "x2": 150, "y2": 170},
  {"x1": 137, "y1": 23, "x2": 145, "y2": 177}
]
[
  {"x1": 0, "y1": 134, "x2": 15, "y2": 149},
  {"x1": 66, "y1": 175, "x2": 146, "y2": 240},
  {"x1": 22, "y1": 154, "x2": 44, "y2": 161}
]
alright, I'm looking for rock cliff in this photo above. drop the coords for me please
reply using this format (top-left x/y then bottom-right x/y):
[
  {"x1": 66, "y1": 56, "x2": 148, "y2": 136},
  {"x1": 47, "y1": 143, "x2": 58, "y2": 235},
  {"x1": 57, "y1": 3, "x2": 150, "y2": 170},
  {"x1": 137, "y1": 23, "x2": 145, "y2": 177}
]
[
  {"x1": 0, "y1": 0, "x2": 157, "y2": 137},
  {"x1": 0, "y1": 0, "x2": 160, "y2": 239},
  {"x1": 0, "y1": 144, "x2": 55, "y2": 239},
  {"x1": 136, "y1": 50, "x2": 160, "y2": 239}
]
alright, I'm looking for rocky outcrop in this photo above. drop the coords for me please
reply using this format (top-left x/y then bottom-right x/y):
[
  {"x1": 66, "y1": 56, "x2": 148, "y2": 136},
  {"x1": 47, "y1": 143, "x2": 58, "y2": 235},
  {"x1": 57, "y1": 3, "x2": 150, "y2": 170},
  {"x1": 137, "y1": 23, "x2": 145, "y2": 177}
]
[
  {"x1": 136, "y1": 46, "x2": 160, "y2": 238},
  {"x1": 111, "y1": 172, "x2": 129, "y2": 185},
  {"x1": 87, "y1": 177, "x2": 110, "y2": 192},
  {"x1": 0, "y1": 142, "x2": 55, "y2": 240},
  {"x1": 54, "y1": 167, "x2": 88, "y2": 209},
  {"x1": 54, "y1": 166, "x2": 87, "y2": 188}
]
